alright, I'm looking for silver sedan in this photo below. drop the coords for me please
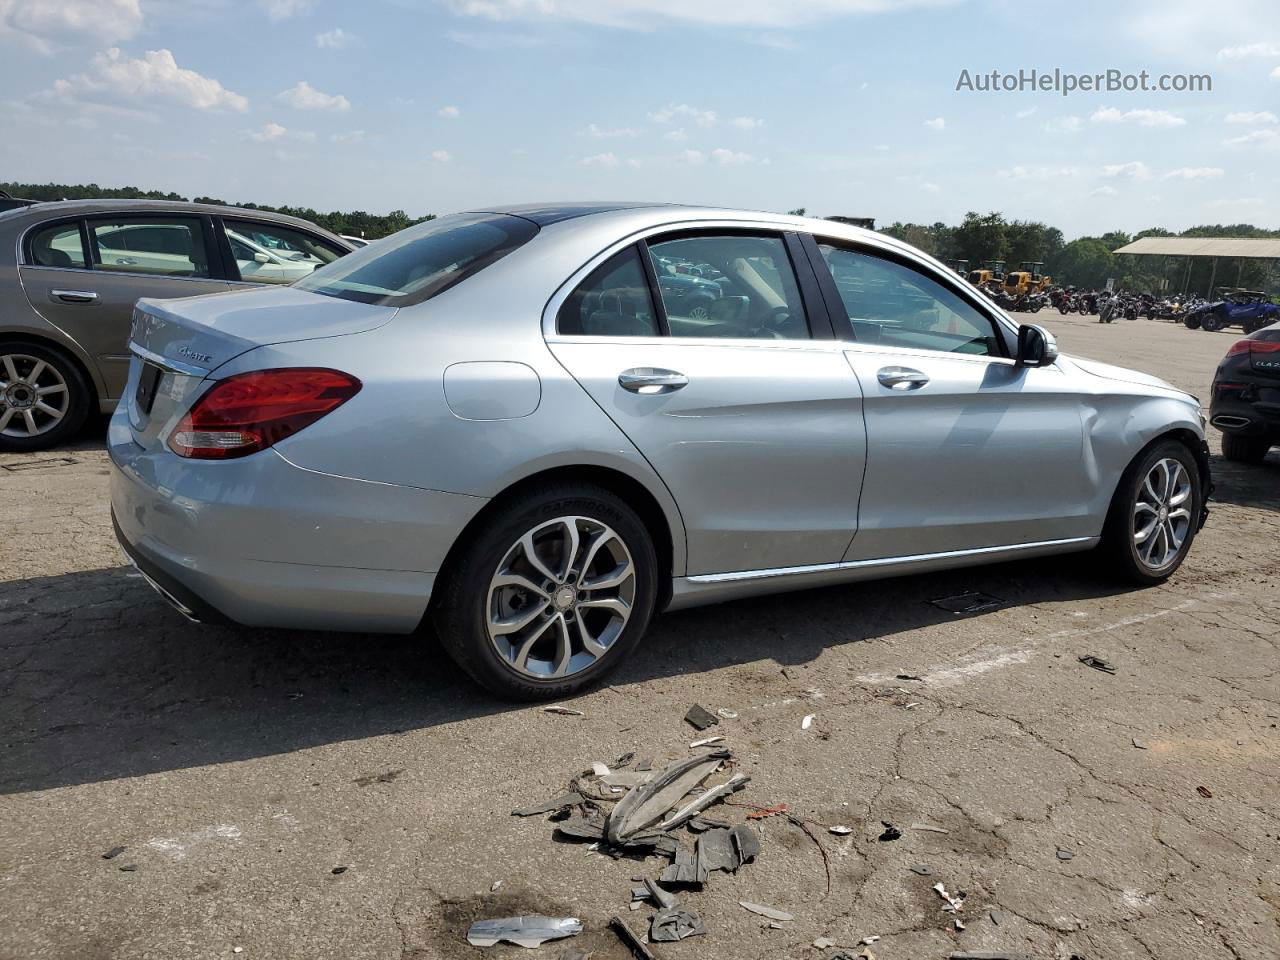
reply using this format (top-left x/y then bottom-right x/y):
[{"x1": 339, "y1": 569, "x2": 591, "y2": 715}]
[{"x1": 108, "y1": 204, "x2": 1210, "y2": 699}]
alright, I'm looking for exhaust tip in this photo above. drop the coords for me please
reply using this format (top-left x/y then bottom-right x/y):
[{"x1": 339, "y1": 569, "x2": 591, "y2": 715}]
[{"x1": 1211, "y1": 415, "x2": 1251, "y2": 429}]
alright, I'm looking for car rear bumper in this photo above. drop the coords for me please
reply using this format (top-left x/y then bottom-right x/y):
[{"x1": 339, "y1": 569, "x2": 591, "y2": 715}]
[
  {"x1": 108, "y1": 410, "x2": 487, "y2": 633},
  {"x1": 1210, "y1": 397, "x2": 1280, "y2": 438}
]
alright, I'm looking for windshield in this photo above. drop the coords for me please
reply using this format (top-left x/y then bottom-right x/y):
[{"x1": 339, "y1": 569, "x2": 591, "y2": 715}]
[{"x1": 293, "y1": 212, "x2": 538, "y2": 306}]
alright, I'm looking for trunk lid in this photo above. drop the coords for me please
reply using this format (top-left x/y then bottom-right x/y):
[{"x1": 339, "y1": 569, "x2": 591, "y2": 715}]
[{"x1": 125, "y1": 285, "x2": 396, "y2": 448}]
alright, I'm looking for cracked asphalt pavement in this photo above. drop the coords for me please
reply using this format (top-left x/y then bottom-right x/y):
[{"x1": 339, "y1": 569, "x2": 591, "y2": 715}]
[{"x1": 2, "y1": 314, "x2": 1278, "y2": 960}]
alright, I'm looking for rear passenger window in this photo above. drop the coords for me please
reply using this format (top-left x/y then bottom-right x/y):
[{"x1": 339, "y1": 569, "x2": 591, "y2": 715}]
[
  {"x1": 27, "y1": 222, "x2": 87, "y2": 269},
  {"x1": 557, "y1": 247, "x2": 659, "y2": 337},
  {"x1": 89, "y1": 217, "x2": 211, "y2": 278},
  {"x1": 647, "y1": 233, "x2": 810, "y2": 340}
]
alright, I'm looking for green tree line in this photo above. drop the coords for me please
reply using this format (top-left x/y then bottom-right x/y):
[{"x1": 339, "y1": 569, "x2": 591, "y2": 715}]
[
  {"x1": 879, "y1": 211, "x2": 1280, "y2": 294},
  {"x1": 1, "y1": 182, "x2": 434, "y2": 240}
]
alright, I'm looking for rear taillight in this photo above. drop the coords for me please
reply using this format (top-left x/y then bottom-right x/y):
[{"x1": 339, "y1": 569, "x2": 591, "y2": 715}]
[
  {"x1": 168, "y1": 368, "x2": 361, "y2": 460},
  {"x1": 1225, "y1": 340, "x2": 1251, "y2": 358},
  {"x1": 1250, "y1": 340, "x2": 1280, "y2": 354}
]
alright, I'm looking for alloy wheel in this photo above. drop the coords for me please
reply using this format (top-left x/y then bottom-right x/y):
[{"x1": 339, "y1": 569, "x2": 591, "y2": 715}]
[
  {"x1": 486, "y1": 515, "x2": 636, "y2": 680},
  {"x1": 1133, "y1": 457, "x2": 1193, "y2": 570},
  {"x1": 0, "y1": 353, "x2": 69, "y2": 438}
]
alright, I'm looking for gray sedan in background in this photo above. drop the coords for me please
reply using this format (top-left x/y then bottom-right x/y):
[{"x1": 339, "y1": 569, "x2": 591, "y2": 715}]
[
  {"x1": 0, "y1": 199, "x2": 351, "y2": 450},
  {"x1": 108, "y1": 203, "x2": 1210, "y2": 699}
]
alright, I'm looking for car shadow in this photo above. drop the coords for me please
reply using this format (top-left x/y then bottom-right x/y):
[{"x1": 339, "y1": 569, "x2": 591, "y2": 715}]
[
  {"x1": 0, "y1": 551, "x2": 1132, "y2": 796},
  {"x1": 1206, "y1": 452, "x2": 1280, "y2": 511}
]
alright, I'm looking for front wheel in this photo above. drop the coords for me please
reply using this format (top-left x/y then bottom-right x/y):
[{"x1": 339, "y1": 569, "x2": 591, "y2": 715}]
[
  {"x1": 0, "y1": 341, "x2": 91, "y2": 452},
  {"x1": 1183, "y1": 314, "x2": 1202, "y2": 330},
  {"x1": 431, "y1": 484, "x2": 659, "y2": 700},
  {"x1": 1201, "y1": 314, "x2": 1225, "y2": 332},
  {"x1": 1100, "y1": 441, "x2": 1202, "y2": 584}
]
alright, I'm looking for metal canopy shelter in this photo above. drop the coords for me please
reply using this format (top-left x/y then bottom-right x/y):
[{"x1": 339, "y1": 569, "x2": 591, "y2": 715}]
[{"x1": 1113, "y1": 237, "x2": 1280, "y2": 296}]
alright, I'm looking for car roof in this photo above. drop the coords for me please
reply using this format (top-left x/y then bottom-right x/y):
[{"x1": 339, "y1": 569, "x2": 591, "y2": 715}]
[
  {"x1": 470, "y1": 201, "x2": 679, "y2": 227},
  {"x1": 0, "y1": 197, "x2": 345, "y2": 240}
]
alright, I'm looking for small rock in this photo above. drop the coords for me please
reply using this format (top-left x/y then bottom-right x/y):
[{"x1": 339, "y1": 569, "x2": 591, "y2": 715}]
[
  {"x1": 118, "y1": 864, "x2": 137, "y2": 872},
  {"x1": 102, "y1": 846, "x2": 126, "y2": 860},
  {"x1": 813, "y1": 936, "x2": 836, "y2": 948},
  {"x1": 1056, "y1": 848, "x2": 1074, "y2": 861},
  {"x1": 331, "y1": 866, "x2": 348, "y2": 875}
]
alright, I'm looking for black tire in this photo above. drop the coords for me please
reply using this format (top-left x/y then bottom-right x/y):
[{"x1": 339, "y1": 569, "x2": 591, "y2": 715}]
[
  {"x1": 0, "y1": 340, "x2": 91, "y2": 452},
  {"x1": 1100, "y1": 439, "x2": 1203, "y2": 585},
  {"x1": 1241, "y1": 318, "x2": 1264, "y2": 336},
  {"x1": 1221, "y1": 432, "x2": 1272, "y2": 464},
  {"x1": 431, "y1": 483, "x2": 660, "y2": 700},
  {"x1": 1200, "y1": 313, "x2": 1225, "y2": 332},
  {"x1": 1183, "y1": 314, "x2": 1201, "y2": 330}
]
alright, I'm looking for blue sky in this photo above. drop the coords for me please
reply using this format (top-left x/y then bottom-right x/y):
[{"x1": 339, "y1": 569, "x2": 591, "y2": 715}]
[{"x1": 2, "y1": 0, "x2": 1278, "y2": 237}]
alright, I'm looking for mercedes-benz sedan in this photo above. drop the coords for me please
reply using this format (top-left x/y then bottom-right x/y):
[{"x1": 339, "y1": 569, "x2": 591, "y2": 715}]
[{"x1": 109, "y1": 203, "x2": 1210, "y2": 699}]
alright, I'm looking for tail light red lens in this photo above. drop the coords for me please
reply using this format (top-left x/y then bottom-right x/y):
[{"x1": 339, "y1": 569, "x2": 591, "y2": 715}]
[
  {"x1": 168, "y1": 368, "x2": 361, "y2": 460},
  {"x1": 1225, "y1": 339, "x2": 1251, "y2": 358},
  {"x1": 1250, "y1": 340, "x2": 1280, "y2": 354}
]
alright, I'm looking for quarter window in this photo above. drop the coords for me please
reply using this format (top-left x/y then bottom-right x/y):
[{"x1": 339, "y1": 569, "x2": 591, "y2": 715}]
[
  {"x1": 818, "y1": 243, "x2": 1001, "y2": 356},
  {"x1": 89, "y1": 217, "x2": 211, "y2": 278},
  {"x1": 223, "y1": 219, "x2": 346, "y2": 285},
  {"x1": 27, "y1": 222, "x2": 87, "y2": 269},
  {"x1": 557, "y1": 247, "x2": 659, "y2": 337},
  {"x1": 647, "y1": 234, "x2": 810, "y2": 340}
]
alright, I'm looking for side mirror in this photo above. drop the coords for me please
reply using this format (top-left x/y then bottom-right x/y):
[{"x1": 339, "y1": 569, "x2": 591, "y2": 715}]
[
  {"x1": 253, "y1": 251, "x2": 271, "y2": 264},
  {"x1": 1016, "y1": 323, "x2": 1059, "y2": 367}
]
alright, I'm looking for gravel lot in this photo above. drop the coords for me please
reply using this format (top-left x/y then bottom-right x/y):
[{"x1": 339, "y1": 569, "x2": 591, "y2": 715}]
[{"x1": 2, "y1": 314, "x2": 1278, "y2": 960}]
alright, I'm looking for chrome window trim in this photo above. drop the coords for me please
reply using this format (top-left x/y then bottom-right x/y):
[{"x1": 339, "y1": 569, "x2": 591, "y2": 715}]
[
  {"x1": 19, "y1": 264, "x2": 223, "y2": 285},
  {"x1": 687, "y1": 536, "x2": 1097, "y2": 584}
]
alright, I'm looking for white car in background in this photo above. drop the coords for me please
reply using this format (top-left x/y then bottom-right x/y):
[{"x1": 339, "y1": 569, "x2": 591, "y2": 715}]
[{"x1": 340, "y1": 235, "x2": 370, "y2": 248}]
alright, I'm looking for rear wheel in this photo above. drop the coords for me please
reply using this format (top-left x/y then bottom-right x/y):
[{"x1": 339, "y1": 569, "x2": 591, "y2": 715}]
[
  {"x1": 1221, "y1": 433, "x2": 1272, "y2": 464},
  {"x1": 0, "y1": 341, "x2": 91, "y2": 452},
  {"x1": 1201, "y1": 313, "x2": 1225, "y2": 332},
  {"x1": 1100, "y1": 440, "x2": 1202, "y2": 584},
  {"x1": 431, "y1": 483, "x2": 659, "y2": 700},
  {"x1": 1183, "y1": 314, "x2": 1202, "y2": 330}
]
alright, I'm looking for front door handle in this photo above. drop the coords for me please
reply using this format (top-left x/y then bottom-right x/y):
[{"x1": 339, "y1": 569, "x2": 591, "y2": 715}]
[
  {"x1": 52, "y1": 289, "x2": 99, "y2": 304},
  {"x1": 618, "y1": 368, "x2": 689, "y2": 394},
  {"x1": 877, "y1": 366, "x2": 930, "y2": 390}
]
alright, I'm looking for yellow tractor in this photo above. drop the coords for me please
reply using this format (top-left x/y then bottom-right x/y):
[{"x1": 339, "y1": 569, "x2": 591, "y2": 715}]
[
  {"x1": 968, "y1": 260, "x2": 1005, "y2": 292},
  {"x1": 1001, "y1": 261, "x2": 1053, "y2": 297}
]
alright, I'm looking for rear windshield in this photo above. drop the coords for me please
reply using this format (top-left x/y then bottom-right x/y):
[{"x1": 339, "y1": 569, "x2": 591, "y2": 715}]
[{"x1": 292, "y1": 212, "x2": 538, "y2": 306}]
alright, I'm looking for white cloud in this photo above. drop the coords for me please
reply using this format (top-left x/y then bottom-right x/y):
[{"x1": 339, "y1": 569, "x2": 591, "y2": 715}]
[
  {"x1": 1273, "y1": 65, "x2": 1280, "y2": 79},
  {"x1": 581, "y1": 152, "x2": 619, "y2": 167},
  {"x1": 711, "y1": 147, "x2": 753, "y2": 164},
  {"x1": 1100, "y1": 161, "x2": 1151, "y2": 179},
  {"x1": 315, "y1": 27, "x2": 351, "y2": 48},
  {"x1": 439, "y1": 0, "x2": 961, "y2": 28},
  {"x1": 649, "y1": 103, "x2": 716, "y2": 127},
  {"x1": 1163, "y1": 166, "x2": 1224, "y2": 180},
  {"x1": 438, "y1": 104, "x2": 461, "y2": 118},
  {"x1": 278, "y1": 80, "x2": 350, "y2": 111},
  {"x1": 1225, "y1": 110, "x2": 1277, "y2": 124},
  {"x1": 1224, "y1": 128, "x2": 1280, "y2": 150},
  {"x1": 583, "y1": 123, "x2": 638, "y2": 138},
  {"x1": 260, "y1": 0, "x2": 312, "y2": 21},
  {"x1": 1043, "y1": 115, "x2": 1083, "y2": 134},
  {"x1": 247, "y1": 121, "x2": 314, "y2": 143},
  {"x1": 330, "y1": 129, "x2": 365, "y2": 143},
  {"x1": 47, "y1": 47, "x2": 248, "y2": 112},
  {"x1": 445, "y1": 29, "x2": 541, "y2": 49},
  {"x1": 923, "y1": 116, "x2": 945, "y2": 130},
  {"x1": 1015, "y1": 107, "x2": 1037, "y2": 119},
  {"x1": 730, "y1": 115, "x2": 764, "y2": 130},
  {"x1": 679, "y1": 149, "x2": 705, "y2": 164},
  {"x1": 998, "y1": 165, "x2": 1079, "y2": 181},
  {"x1": 1, "y1": 0, "x2": 142, "y2": 49},
  {"x1": 1217, "y1": 41, "x2": 1280, "y2": 58},
  {"x1": 432, "y1": 149, "x2": 452, "y2": 162},
  {"x1": 1090, "y1": 185, "x2": 1119, "y2": 197},
  {"x1": 1091, "y1": 106, "x2": 1186, "y2": 128},
  {"x1": 662, "y1": 128, "x2": 688, "y2": 141}
]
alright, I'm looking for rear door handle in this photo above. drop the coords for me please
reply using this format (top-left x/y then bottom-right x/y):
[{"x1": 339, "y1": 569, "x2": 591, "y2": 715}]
[
  {"x1": 877, "y1": 366, "x2": 930, "y2": 390},
  {"x1": 618, "y1": 368, "x2": 689, "y2": 394},
  {"x1": 52, "y1": 289, "x2": 99, "y2": 304}
]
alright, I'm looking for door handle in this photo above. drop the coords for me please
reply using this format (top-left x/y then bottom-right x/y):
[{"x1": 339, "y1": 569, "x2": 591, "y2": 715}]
[
  {"x1": 618, "y1": 368, "x2": 689, "y2": 394},
  {"x1": 877, "y1": 366, "x2": 930, "y2": 390},
  {"x1": 52, "y1": 289, "x2": 99, "y2": 304}
]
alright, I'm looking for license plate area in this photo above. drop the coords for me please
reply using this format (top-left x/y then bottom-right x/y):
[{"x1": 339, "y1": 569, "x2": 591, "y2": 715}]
[{"x1": 135, "y1": 362, "x2": 162, "y2": 415}]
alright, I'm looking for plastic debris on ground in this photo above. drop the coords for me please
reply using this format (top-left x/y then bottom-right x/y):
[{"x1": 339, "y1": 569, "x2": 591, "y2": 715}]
[
  {"x1": 739, "y1": 901, "x2": 794, "y2": 922},
  {"x1": 910, "y1": 864, "x2": 932, "y2": 876},
  {"x1": 877, "y1": 822, "x2": 902, "y2": 842},
  {"x1": 930, "y1": 591, "x2": 1005, "y2": 614},
  {"x1": 716, "y1": 708, "x2": 738, "y2": 719},
  {"x1": 102, "y1": 846, "x2": 125, "y2": 860},
  {"x1": 949, "y1": 953, "x2": 1034, "y2": 960},
  {"x1": 1132, "y1": 738, "x2": 1148, "y2": 749},
  {"x1": 801, "y1": 714, "x2": 815, "y2": 730},
  {"x1": 989, "y1": 909, "x2": 1005, "y2": 926},
  {"x1": 813, "y1": 936, "x2": 837, "y2": 948},
  {"x1": 684, "y1": 704, "x2": 720, "y2": 730},
  {"x1": 1078, "y1": 654, "x2": 1116, "y2": 674},
  {"x1": 609, "y1": 915, "x2": 657, "y2": 959},
  {"x1": 466, "y1": 915, "x2": 583, "y2": 948},
  {"x1": 1197, "y1": 785, "x2": 1213, "y2": 798},
  {"x1": 933, "y1": 882, "x2": 965, "y2": 913},
  {"x1": 543, "y1": 705, "x2": 585, "y2": 716},
  {"x1": 829, "y1": 825, "x2": 853, "y2": 835},
  {"x1": 911, "y1": 822, "x2": 949, "y2": 833},
  {"x1": 512, "y1": 791, "x2": 585, "y2": 817},
  {"x1": 558, "y1": 949, "x2": 590, "y2": 960},
  {"x1": 689, "y1": 736, "x2": 724, "y2": 748},
  {"x1": 650, "y1": 907, "x2": 706, "y2": 941}
]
